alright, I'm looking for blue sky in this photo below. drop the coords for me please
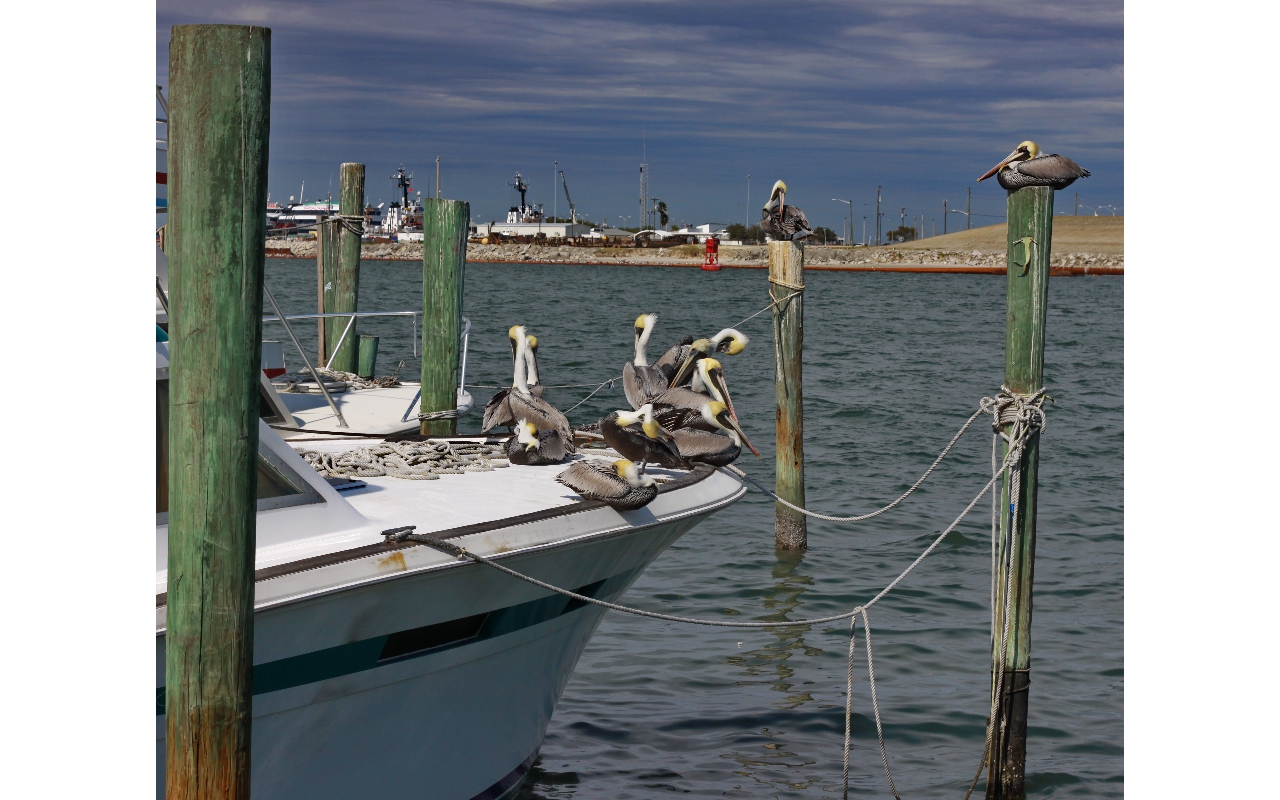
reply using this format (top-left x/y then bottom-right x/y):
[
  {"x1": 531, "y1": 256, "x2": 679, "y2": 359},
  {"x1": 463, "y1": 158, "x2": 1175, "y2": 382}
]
[{"x1": 156, "y1": 0, "x2": 1122, "y2": 236}]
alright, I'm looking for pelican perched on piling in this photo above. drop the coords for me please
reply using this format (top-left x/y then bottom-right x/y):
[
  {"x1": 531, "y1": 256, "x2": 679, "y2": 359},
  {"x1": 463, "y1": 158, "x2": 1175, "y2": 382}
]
[
  {"x1": 760, "y1": 180, "x2": 813, "y2": 241},
  {"x1": 556, "y1": 459, "x2": 658, "y2": 511},
  {"x1": 669, "y1": 329, "x2": 748, "y2": 388},
  {"x1": 504, "y1": 420, "x2": 567, "y2": 465},
  {"x1": 482, "y1": 326, "x2": 542, "y2": 431},
  {"x1": 506, "y1": 327, "x2": 575, "y2": 452},
  {"x1": 669, "y1": 400, "x2": 758, "y2": 467},
  {"x1": 977, "y1": 141, "x2": 1090, "y2": 191},
  {"x1": 622, "y1": 314, "x2": 669, "y2": 410},
  {"x1": 600, "y1": 403, "x2": 684, "y2": 470}
]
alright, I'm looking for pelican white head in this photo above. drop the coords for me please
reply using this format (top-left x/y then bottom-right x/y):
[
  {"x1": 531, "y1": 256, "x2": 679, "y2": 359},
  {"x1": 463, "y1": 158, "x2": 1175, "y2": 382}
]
[
  {"x1": 516, "y1": 419, "x2": 539, "y2": 451},
  {"x1": 633, "y1": 313, "x2": 658, "y2": 366},
  {"x1": 614, "y1": 459, "x2": 656, "y2": 488}
]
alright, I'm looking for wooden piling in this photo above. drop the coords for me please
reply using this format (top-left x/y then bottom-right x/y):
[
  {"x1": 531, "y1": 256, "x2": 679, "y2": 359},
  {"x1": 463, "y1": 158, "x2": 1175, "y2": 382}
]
[
  {"x1": 165, "y1": 23, "x2": 270, "y2": 800},
  {"x1": 316, "y1": 214, "x2": 337, "y2": 365},
  {"x1": 769, "y1": 240, "x2": 806, "y2": 550},
  {"x1": 420, "y1": 199, "x2": 470, "y2": 436},
  {"x1": 986, "y1": 185, "x2": 1052, "y2": 800},
  {"x1": 324, "y1": 163, "x2": 364, "y2": 372}
]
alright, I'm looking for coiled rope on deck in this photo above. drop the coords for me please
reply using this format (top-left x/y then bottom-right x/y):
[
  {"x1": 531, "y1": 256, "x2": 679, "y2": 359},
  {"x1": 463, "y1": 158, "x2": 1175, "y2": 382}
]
[
  {"x1": 299, "y1": 439, "x2": 508, "y2": 480},
  {"x1": 381, "y1": 389, "x2": 1046, "y2": 800}
]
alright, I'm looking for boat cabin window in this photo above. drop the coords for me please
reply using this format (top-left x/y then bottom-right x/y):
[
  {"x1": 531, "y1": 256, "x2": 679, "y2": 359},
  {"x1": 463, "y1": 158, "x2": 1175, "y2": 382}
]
[{"x1": 157, "y1": 378, "x2": 322, "y2": 520}]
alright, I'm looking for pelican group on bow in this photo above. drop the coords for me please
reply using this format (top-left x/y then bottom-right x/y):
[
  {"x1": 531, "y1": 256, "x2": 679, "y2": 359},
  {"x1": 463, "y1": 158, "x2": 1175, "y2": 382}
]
[
  {"x1": 668, "y1": 400, "x2": 757, "y2": 467},
  {"x1": 505, "y1": 419, "x2": 567, "y2": 465},
  {"x1": 622, "y1": 313, "x2": 669, "y2": 410},
  {"x1": 600, "y1": 403, "x2": 684, "y2": 470},
  {"x1": 555, "y1": 459, "x2": 658, "y2": 511},
  {"x1": 503, "y1": 327, "x2": 574, "y2": 457},
  {"x1": 760, "y1": 180, "x2": 813, "y2": 241},
  {"x1": 482, "y1": 326, "x2": 542, "y2": 431},
  {"x1": 977, "y1": 141, "x2": 1090, "y2": 191}
]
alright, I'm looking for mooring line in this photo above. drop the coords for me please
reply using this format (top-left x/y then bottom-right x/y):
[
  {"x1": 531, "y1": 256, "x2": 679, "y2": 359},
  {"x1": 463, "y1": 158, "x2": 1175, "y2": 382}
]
[{"x1": 383, "y1": 416, "x2": 1034, "y2": 800}]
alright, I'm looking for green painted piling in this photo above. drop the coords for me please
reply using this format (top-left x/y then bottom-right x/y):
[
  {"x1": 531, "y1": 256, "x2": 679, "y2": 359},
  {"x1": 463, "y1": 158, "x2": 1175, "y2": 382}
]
[
  {"x1": 316, "y1": 214, "x2": 337, "y2": 365},
  {"x1": 986, "y1": 185, "x2": 1052, "y2": 800},
  {"x1": 165, "y1": 23, "x2": 270, "y2": 800},
  {"x1": 323, "y1": 163, "x2": 364, "y2": 372},
  {"x1": 769, "y1": 240, "x2": 806, "y2": 550},
  {"x1": 420, "y1": 199, "x2": 470, "y2": 436},
  {"x1": 357, "y1": 334, "x2": 379, "y2": 379}
]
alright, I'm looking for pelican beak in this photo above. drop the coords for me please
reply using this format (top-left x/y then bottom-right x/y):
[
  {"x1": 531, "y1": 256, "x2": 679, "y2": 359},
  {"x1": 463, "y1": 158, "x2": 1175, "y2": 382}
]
[
  {"x1": 671, "y1": 344, "x2": 707, "y2": 387},
  {"x1": 777, "y1": 190, "x2": 785, "y2": 221},
  {"x1": 706, "y1": 366, "x2": 742, "y2": 426},
  {"x1": 978, "y1": 148, "x2": 1023, "y2": 182},
  {"x1": 717, "y1": 408, "x2": 760, "y2": 457}
]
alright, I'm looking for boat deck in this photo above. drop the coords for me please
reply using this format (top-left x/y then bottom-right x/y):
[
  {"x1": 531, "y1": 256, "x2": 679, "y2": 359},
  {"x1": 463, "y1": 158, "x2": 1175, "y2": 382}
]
[{"x1": 275, "y1": 383, "x2": 424, "y2": 436}]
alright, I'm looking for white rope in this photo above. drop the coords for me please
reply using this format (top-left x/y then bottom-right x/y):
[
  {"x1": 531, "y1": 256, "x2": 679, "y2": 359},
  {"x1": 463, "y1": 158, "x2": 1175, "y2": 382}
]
[
  {"x1": 298, "y1": 439, "x2": 508, "y2": 480},
  {"x1": 384, "y1": 403, "x2": 1039, "y2": 799},
  {"x1": 274, "y1": 367, "x2": 402, "y2": 392},
  {"x1": 726, "y1": 406, "x2": 987, "y2": 522}
]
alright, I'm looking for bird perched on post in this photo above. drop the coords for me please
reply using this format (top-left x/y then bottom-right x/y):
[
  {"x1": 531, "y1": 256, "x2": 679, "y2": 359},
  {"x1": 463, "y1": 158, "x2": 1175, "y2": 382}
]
[
  {"x1": 556, "y1": 459, "x2": 658, "y2": 511},
  {"x1": 760, "y1": 180, "x2": 813, "y2": 241},
  {"x1": 977, "y1": 141, "x2": 1090, "y2": 191}
]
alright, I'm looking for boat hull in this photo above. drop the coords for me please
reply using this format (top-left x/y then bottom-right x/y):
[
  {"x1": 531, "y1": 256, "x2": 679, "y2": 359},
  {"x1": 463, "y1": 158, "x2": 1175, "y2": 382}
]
[{"x1": 156, "y1": 510, "x2": 713, "y2": 799}]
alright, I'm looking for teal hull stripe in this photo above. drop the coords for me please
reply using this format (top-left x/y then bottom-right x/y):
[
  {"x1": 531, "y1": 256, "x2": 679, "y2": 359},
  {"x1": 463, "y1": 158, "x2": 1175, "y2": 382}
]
[{"x1": 157, "y1": 566, "x2": 638, "y2": 715}]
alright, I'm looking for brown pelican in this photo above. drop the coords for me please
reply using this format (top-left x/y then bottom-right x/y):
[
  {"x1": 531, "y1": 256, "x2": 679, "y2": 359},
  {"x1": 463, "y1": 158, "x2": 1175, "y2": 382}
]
[
  {"x1": 977, "y1": 141, "x2": 1090, "y2": 191},
  {"x1": 669, "y1": 400, "x2": 758, "y2": 467},
  {"x1": 653, "y1": 359, "x2": 750, "y2": 446},
  {"x1": 507, "y1": 327, "x2": 575, "y2": 452},
  {"x1": 760, "y1": 180, "x2": 813, "y2": 241},
  {"x1": 669, "y1": 328, "x2": 749, "y2": 388},
  {"x1": 600, "y1": 403, "x2": 684, "y2": 470},
  {"x1": 555, "y1": 459, "x2": 658, "y2": 511},
  {"x1": 504, "y1": 419, "x2": 567, "y2": 465},
  {"x1": 482, "y1": 326, "x2": 542, "y2": 432},
  {"x1": 622, "y1": 313, "x2": 669, "y2": 410},
  {"x1": 653, "y1": 334, "x2": 694, "y2": 384}
]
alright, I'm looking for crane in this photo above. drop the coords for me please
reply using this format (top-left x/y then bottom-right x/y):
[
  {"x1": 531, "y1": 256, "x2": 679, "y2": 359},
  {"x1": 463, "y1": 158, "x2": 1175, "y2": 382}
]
[{"x1": 558, "y1": 170, "x2": 577, "y2": 224}]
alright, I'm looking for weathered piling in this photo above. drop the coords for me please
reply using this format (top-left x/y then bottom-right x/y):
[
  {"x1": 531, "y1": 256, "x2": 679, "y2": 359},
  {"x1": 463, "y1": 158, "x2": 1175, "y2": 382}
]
[
  {"x1": 316, "y1": 213, "x2": 338, "y2": 364},
  {"x1": 769, "y1": 240, "x2": 806, "y2": 549},
  {"x1": 420, "y1": 199, "x2": 470, "y2": 436},
  {"x1": 165, "y1": 23, "x2": 270, "y2": 800},
  {"x1": 324, "y1": 163, "x2": 365, "y2": 372},
  {"x1": 986, "y1": 185, "x2": 1052, "y2": 800}
]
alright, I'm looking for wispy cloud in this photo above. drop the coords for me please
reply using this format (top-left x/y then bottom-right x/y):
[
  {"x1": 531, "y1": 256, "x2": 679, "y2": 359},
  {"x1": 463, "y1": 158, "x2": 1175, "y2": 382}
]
[{"x1": 157, "y1": 0, "x2": 1122, "y2": 227}]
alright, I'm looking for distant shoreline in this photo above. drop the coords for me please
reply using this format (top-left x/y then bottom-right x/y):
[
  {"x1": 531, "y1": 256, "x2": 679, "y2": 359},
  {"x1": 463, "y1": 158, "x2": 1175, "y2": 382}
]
[{"x1": 266, "y1": 242, "x2": 1121, "y2": 275}]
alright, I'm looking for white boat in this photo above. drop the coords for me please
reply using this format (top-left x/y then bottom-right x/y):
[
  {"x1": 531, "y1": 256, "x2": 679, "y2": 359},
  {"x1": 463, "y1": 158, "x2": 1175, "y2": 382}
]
[{"x1": 155, "y1": 415, "x2": 744, "y2": 798}]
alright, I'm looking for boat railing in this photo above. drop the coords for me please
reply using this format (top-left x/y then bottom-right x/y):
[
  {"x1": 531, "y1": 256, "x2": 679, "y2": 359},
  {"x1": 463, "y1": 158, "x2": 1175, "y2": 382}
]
[{"x1": 261, "y1": 304, "x2": 473, "y2": 428}]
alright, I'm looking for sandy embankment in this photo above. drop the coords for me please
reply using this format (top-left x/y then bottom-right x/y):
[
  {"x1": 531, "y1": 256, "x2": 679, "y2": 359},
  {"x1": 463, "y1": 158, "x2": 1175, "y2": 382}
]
[{"x1": 267, "y1": 217, "x2": 1122, "y2": 273}]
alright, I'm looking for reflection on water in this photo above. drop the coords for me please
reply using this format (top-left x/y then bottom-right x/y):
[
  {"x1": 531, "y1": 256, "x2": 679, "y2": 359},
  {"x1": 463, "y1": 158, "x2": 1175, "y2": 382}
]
[
  {"x1": 727, "y1": 550, "x2": 823, "y2": 707},
  {"x1": 266, "y1": 261, "x2": 1123, "y2": 798}
]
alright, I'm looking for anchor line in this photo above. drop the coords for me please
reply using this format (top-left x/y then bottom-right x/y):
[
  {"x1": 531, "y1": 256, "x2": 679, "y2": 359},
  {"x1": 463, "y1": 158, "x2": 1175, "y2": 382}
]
[{"x1": 382, "y1": 394, "x2": 1043, "y2": 800}]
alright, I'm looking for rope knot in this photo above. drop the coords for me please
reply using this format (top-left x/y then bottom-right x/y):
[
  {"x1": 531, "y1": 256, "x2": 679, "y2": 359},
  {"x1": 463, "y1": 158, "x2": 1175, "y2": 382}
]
[{"x1": 980, "y1": 387, "x2": 1048, "y2": 438}]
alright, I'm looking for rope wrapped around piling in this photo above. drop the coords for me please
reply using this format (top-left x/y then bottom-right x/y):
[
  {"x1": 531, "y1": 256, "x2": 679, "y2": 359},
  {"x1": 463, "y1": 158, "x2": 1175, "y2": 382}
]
[{"x1": 296, "y1": 440, "x2": 507, "y2": 480}]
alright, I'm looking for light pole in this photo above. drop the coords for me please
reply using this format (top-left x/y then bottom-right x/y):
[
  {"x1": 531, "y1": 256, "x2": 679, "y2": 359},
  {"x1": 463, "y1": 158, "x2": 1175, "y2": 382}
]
[
  {"x1": 553, "y1": 160, "x2": 558, "y2": 223},
  {"x1": 833, "y1": 198, "x2": 853, "y2": 245},
  {"x1": 966, "y1": 186, "x2": 971, "y2": 230},
  {"x1": 875, "y1": 185, "x2": 882, "y2": 245},
  {"x1": 944, "y1": 199, "x2": 948, "y2": 234},
  {"x1": 746, "y1": 174, "x2": 752, "y2": 230},
  {"x1": 862, "y1": 216, "x2": 866, "y2": 246},
  {"x1": 949, "y1": 208, "x2": 969, "y2": 229}
]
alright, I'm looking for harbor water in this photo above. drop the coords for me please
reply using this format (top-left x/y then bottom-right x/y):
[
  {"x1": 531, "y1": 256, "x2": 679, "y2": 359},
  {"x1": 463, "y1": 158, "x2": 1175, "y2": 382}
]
[{"x1": 264, "y1": 259, "x2": 1123, "y2": 798}]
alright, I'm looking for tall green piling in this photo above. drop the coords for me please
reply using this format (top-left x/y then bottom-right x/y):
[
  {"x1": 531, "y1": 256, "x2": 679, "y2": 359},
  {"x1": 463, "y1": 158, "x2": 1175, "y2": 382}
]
[
  {"x1": 420, "y1": 199, "x2": 470, "y2": 436},
  {"x1": 316, "y1": 214, "x2": 338, "y2": 365},
  {"x1": 323, "y1": 163, "x2": 364, "y2": 372},
  {"x1": 165, "y1": 23, "x2": 270, "y2": 800},
  {"x1": 769, "y1": 240, "x2": 806, "y2": 549},
  {"x1": 986, "y1": 185, "x2": 1052, "y2": 800}
]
